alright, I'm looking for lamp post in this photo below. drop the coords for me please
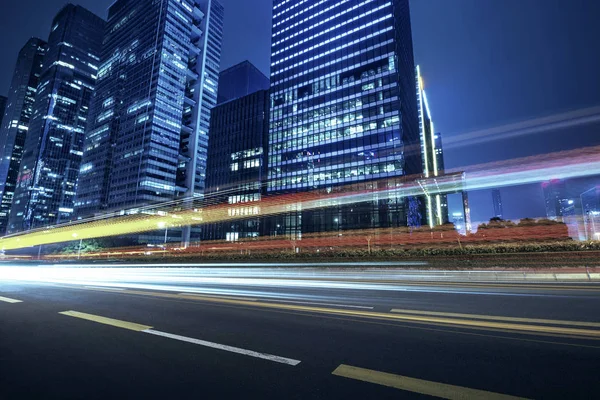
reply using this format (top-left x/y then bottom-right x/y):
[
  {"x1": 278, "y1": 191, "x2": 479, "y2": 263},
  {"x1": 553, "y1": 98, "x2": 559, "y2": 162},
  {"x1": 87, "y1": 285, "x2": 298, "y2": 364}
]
[{"x1": 72, "y1": 233, "x2": 82, "y2": 259}]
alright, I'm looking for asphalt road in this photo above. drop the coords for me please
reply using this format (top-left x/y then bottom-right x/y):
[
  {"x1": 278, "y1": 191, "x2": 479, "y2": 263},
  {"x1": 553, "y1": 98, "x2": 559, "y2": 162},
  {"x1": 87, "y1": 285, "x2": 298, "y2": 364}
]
[{"x1": 1, "y1": 265, "x2": 600, "y2": 399}]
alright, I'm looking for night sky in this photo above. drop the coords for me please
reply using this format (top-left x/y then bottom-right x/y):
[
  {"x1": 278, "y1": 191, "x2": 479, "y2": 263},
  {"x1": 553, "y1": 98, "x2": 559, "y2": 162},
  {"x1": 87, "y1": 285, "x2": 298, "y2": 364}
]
[{"x1": 0, "y1": 0, "x2": 599, "y2": 223}]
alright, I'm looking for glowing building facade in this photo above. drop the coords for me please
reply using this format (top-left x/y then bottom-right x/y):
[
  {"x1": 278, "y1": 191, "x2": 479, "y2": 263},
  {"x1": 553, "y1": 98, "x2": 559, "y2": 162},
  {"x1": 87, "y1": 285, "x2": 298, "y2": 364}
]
[
  {"x1": 267, "y1": 0, "x2": 424, "y2": 236},
  {"x1": 0, "y1": 39, "x2": 47, "y2": 234},
  {"x1": 8, "y1": 6, "x2": 104, "y2": 233},
  {"x1": 416, "y1": 65, "x2": 448, "y2": 226},
  {"x1": 76, "y1": 0, "x2": 224, "y2": 221}
]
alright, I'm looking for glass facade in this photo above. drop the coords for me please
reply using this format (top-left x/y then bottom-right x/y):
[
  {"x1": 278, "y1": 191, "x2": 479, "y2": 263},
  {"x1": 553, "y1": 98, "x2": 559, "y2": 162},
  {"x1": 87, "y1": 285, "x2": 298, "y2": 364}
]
[
  {"x1": 581, "y1": 186, "x2": 600, "y2": 240},
  {"x1": 76, "y1": 0, "x2": 224, "y2": 221},
  {"x1": 217, "y1": 60, "x2": 270, "y2": 104},
  {"x1": 8, "y1": 6, "x2": 104, "y2": 233},
  {"x1": 0, "y1": 96, "x2": 6, "y2": 127},
  {"x1": 267, "y1": 0, "x2": 423, "y2": 236},
  {"x1": 204, "y1": 86, "x2": 269, "y2": 241},
  {"x1": 492, "y1": 188, "x2": 503, "y2": 219},
  {"x1": 417, "y1": 65, "x2": 447, "y2": 226},
  {"x1": 0, "y1": 39, "x2": 47, "y2": 234}
]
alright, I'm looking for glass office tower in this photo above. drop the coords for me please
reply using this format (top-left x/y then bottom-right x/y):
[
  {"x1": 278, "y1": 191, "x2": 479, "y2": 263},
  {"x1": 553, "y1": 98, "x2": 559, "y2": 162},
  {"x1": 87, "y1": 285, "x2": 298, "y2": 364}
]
[
  {"x1": 8, "y1": 6, "x2": 104, "y2": 233},
  {"x1": 268, "y1": 0, "x2": 423, "y2": 236},
  {"x1": 204, "y1": 61, "x2": 270, "y2": 241},
  {"x1": 217, "y1": 61, "x2": 270, "y2": 104},
  {"x1": 416, "y1": 65, "x2": 447, "y2": 226},
  {"x1": 0, "y1": 38, "x2": 47, "y2": 234},
  {"x1": 0, "y1": 96, "x2": 6, "y2": 127},
  {"x1": 76, "y1": 0, "x2": 224, "y2": 221},
  {"x1": 205, "y1": 61, "x2": 269, "y2": 241},
  {"x1": 492, "y1": 188, "x2": 503, "y2": 219},
  {"x1": 581, "y1": 186, "x2": 600, "y2": 240}
]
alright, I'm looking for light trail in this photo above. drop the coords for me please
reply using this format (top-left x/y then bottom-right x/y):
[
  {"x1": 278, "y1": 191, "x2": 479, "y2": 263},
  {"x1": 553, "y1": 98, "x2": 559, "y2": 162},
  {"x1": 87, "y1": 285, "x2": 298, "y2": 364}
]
[
  {"x1": 1, "y1": 145, "x2": 599, "y2": 250},
  {"x1": 443, "y1": 105, "x2": 600, "y2": 150}
]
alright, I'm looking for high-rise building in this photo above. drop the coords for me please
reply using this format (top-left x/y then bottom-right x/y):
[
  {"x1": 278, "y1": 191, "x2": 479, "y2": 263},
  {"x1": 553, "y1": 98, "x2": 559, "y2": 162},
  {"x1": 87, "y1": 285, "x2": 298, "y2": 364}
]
[
  {"x1": 204, "y1": 61, "x2": 269, "y2": 241},
  {"x1": 76, "y1": 0, "x2": 224, "y2": 224},
  {"x1": 581, "y1": 186, "x2": 600, "y2": 241},
  {"x1": 541, "y1": 179, "x2": 586, "y2": 239},
  {"x1": 8, "y1": 6, "x2": 104, "y2": 233},
  {"x1": 0, "y1": 96, "x2": 6, "y2": 126},
  {"x1": 433, "y1": 133, "x2": 445, "y2": 172},
  {"x1": 416, "y1": 65, "x2": 447, "y2": 226},
  {"x1": 492, "y1": 189, "x2": 503, "y2": 219},
  {"x1": 452, "y1": 211, "x2": 466, "y2": 235},
  {"x1": 0, "y1": 38, "x2": 47, "y2": 234},
  {"x1": 204, "y1": 83, "x2": 269, "y2": 240},
  {"x1": 267, "y1": 0, "x2": 423, "y2": 236},
  {"x1": 217, "y1": 60, "x2": 270, "y2": 104},
  {"x1": 542, "y1": 179, "x2": 567, "y2": 220}
]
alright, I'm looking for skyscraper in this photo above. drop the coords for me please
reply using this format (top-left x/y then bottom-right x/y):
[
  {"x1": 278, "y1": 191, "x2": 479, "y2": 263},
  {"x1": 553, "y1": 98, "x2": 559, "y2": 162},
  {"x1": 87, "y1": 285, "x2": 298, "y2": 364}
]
[
  {"x1": 217, "y1": 60, "x2": 270, "y2": 104},
  {"x1": 76, "y1": 0, "x2": 224, "y2": 224},
  {"x1": 416, "y1": 65, "x2": 447, "y2": 226},
  {"x1": 267, "y1": 0, "x2": 423, "y2": 236},
  {"x1": 0, "y1": 38, "x2": 47, "y2": 234},
  {"x1": 452, "y1": 211, "x2": 466, "y2": 235},
  {"x1": 492, "y1": 189, "x2": 503, "y2": 219},
  {"x1": 205, "y1": 69, "x2": 269, "y2": 241},
  {"x1": 0, "y1": 96, "x2": 6, "y2": 126},
  {"x1": 8, "y1": 6, "x2": 104, "y2": 233},
  {"x1": 542, "y1": 179, "x2": 566, "y2": 220},
  {"x1": 433, "y1": 133, "x2": 445, "y2": 174},
  {"x1": 204, "y1": 61, "x2": 269, "y2": 241},
  {"x1": 581, "y1": 186, "x2": 600, "y2": 240}
]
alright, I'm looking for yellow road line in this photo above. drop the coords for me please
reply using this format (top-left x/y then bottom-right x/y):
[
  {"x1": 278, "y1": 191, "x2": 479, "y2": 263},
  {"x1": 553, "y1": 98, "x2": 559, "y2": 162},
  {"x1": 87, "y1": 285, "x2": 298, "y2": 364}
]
[
  {"x1": 390, "y1": 308, "x2": 600, "y2": 328},
  {"x1": 82, "y1": 288, "x2": 600, "y2": 339},
  {"x1": 332, "y1": 364, "x2": 529, "y2": 400},
  {"x1": 59, "y1": 310, "x2": 152, "y2": 331},
  {"x1": 0, "y1": 296, "x2": 22, "y2": 303}
]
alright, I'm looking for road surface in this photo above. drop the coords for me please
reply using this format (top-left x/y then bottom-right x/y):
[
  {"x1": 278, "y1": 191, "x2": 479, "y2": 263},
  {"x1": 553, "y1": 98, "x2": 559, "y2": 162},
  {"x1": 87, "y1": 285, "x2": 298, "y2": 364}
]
[{"x1": 1, "y1": 264, "x2": 599, "y2": 399}]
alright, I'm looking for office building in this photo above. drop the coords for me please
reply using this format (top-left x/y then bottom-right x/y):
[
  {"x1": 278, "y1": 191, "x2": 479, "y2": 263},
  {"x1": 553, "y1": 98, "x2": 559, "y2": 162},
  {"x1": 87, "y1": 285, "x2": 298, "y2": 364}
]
[
  {"x1": 416, "y1": 65, "x2": 447, "y2": 226},
  {"x1": 452, "y1": 212, "x2": 466, "y2": 235},
  {"x1": 8, "y1": 6, "x2": 104, "y2": 233},
  {"x1": 542, "y1": 179, "x2": 587, "y2": 240},
  {"x1": 76, "y1": 0, "x2": 224, "y2": 229},
  {"x1": 204, "y1": 66, "x2": 269, "y2": 240},
  {"x1": 267, "y1": 0, "x2": 423, "y2": 236},
  {"x1": 433, "y1": 132, "x2": 444, "y2": 174},
  {"x1": 0, "y1": 38, "x2": 47, "y2": 234},
  {"x1": 217, "y1": 60, "x2": 270, "y2": 104},
  {"x1": 492, "y1": 189, "x2": 503, "y2": 219},
  {"x1": 542, "y1": 179, "x2": 567, "y2": 220},
  {"x1": 0, "y1": 96, "x2": 6, "y2": 126},
  {"x1": 581, "y1": 187, "x2": 600, "y2": 241}
]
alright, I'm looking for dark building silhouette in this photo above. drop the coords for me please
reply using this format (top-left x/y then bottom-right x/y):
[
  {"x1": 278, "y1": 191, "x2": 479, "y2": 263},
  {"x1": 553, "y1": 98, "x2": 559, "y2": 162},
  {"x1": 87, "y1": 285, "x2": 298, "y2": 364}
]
[
  {"x1": 204, "y1": 83, "x2": 269, "y2": 241},
  {"x1": 217, "y1": 61, "x2": 269, "y2": 104},
  {"x1": 0, "y1": 96, "x2": 6, "y2": 126}
]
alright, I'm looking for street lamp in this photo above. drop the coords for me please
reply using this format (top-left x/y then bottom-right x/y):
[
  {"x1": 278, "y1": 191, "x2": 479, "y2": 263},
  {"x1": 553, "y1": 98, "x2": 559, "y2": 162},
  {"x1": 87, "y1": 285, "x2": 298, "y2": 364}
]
[
  {"x1": 157, "y1": 222, "x2": 168, "y2": 248},
  {"x1": 72, "y1": 233, "x2": 82, "y2": 259}
]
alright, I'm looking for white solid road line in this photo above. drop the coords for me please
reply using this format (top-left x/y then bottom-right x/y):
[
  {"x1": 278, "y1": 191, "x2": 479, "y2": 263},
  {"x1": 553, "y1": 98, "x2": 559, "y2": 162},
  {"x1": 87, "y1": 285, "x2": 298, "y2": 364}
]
[
  {"x1": 261, "y1": 299, "x2": 374, "y2": 309},
  {"x1": 83, "y1": 286, "x2": 125, "y2": 291},
  {"x1": 143, "y1": 329, "x2": 301, "y2": 366},
  {"x1": 0, "y1": 296, "x2": 23, "y2": 303}
]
